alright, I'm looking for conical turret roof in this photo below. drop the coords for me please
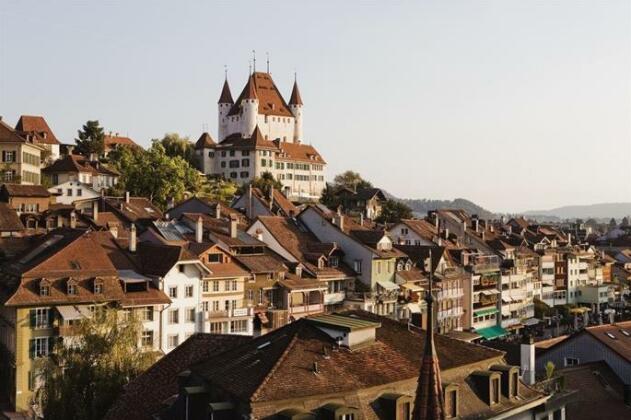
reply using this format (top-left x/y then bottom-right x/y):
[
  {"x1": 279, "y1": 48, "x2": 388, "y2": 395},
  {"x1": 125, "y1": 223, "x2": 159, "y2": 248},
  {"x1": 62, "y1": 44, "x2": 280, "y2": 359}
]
[
  {"x1": 195, "y1": 132, "x2": 216, "y2": 149},
  {"x1": 243, "y1": 75, "x2": 258, "y2": 100},
  {"x1": 218, "y1": 79, "x2": 234, "y2": 104},
  {"x1": 289, "y1": 80, "x2": 303, "y2": 105}
]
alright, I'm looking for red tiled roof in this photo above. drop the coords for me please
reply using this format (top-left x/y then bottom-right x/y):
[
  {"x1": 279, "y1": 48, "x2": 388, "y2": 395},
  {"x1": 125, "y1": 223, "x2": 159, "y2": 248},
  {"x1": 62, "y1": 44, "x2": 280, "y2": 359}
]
[
  {"x1": 194, "y1": 132, "x2": 216, "y2": 149},
  {"x1": 217, "y1": 126, "x2": 280, "y2": 151},
  {"x1": 15, "y1": 115, "x2": 60, "y2": 145},
  {"x1": 0, "y1": 202, "x2": 24, "y2": 232},
  {"x1": 228, "y1": 72, "x2": 293, "y2": 117},
  {"x1": 105, "y1": 334, "x2": 251, "y2": 420},
  {"x1": 251, "y1": 187, "x2": 298, "y2": 217},
  {"x1": 276, "y1": 141, "x2": 325, "y2": 164},
  {"x1": 104, "y1": 134, "x2": 140, "y2": 149},
  {"x1": 1, "y1": 183, "x2": 51, "y2": 198},
  {"x1": 0, "y1": 120, "x2": 30, "y2": 144}
]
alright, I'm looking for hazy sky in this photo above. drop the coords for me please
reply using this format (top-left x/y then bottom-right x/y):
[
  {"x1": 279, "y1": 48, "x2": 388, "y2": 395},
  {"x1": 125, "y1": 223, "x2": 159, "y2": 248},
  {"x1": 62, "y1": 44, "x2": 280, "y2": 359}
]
[{"x1": 1, "y1": 1, "x2": 630, "y2": 212}]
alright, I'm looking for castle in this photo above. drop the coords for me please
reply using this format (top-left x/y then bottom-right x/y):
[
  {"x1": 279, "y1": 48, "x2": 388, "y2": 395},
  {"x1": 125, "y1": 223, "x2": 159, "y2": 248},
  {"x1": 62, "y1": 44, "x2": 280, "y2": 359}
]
[{"x1": 195, "y1": 71, "x2": 326, "y2": 201}]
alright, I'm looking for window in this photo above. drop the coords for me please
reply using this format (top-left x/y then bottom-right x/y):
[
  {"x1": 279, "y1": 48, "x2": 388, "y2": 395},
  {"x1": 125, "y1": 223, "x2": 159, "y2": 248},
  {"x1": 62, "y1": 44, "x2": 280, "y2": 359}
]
[
  {"x1": 168, "y1": 309, "x2": 179, "y2": 324},
  {"x1": 212, "y1": 281, "x2": 219, "y2": 292},
  {"x1": 241, "y1": 159, "x2": 250, "y2": 166},
  {"x1": 208, "y1": 151, "x2": 214, "y2": 157},
  {"x1": 240, "y1": 171, "x2": 249, "y2": 178},
  {"x1": 186, "y1": 307, "x2": 196, "y2": 323},
  {"x1": 33, "y1": 308, "x2": 49, "y2": 329},
  {"x1": 401, "y1": 228, "x2": 409, "y2": 235},
  {"x1": 490, "y1": 377, "x2": 500, "y2": 404},
  {"x1": 229, "y1": 150, "x2": 235, "y2": 157},
  {"x1": 230, "y1": 320, "x2": 248, "y2": 333},
  {"x1": 77, "y1": 188, "x2": 82, "y2": 197},
  {"x1": 230, "y1": 172, "x2": 237, "y2": 179},
  {"x1": 220, "y1": 161, "x2": 226, "y2": 168},
  {"x1": 142, "y1": 306, "x2": 154, "y2": 321},
  {"x1": 167, "y1": 334, "x2": 179, "y2": 349},
  {"x1": 40, "y1": 284, "x2": 50, "y2": 296},
  {"x1": 179, "y1": 264, "x2": 185, "y2": 273},
  {"x1": 67, "y1": 188, "x2": 73, "y2": 196},
  {"x1": 208, "y1": 253, "x2": 222, "y2": 264},
  {"x1": 224, "y1": 300, "x2": 230, "y2": 311},
  {"x1": 231, "y1": 280, "x2": 238, "y2": 291},
  {"x1": 185, "y1": 285, "x2": 194, "y2": 298},
  {"x1": 329, "y1": 256, "x2": 339, "y2": 267},
  {"x1": 564, "y1": 357, "x2": 579, "y2": 367},
  {"x1": 224, "y1": 281, "x2": 231, "y2": 291},
  {"x1": 94, "y1": 280, "x2": 103, "y2": 294},
  {"x1": 202, "y1": 301, "x2": 209, "y2": 311},
  {"x1": 141, "y1": 330, "x2": 154, "y2": 347},
  {"x1": 246, "y1": 289, "x2": 254, "y2": 301},
  {"x1": 168, "y1": 286, "x2": 177, "y2": 298},
  {"x1": 30, "y1": 337, "x2": 51, "y2": 359},
  {"x1": 212, "y1": 301, "x2": 220, "y2": 311},
  {"x1": 2, "y1": 151, "x2": 16, "y2": 162},
  {"x1": 67, "y1": 282, "x2": 77, "y2": 295},
  {"x1": 202, "y1": 281, "x2": 209, "y2": 292},
  {"x1": 209, "y1": 322, "x2": 223, "y2": 334},
  {"x1": 341, "y1": 415, "x2": 355, "y2": 420},
  {"x1": 229, "y1": 159, "x2": 239, "y2": 168},
  {"x1": 221, "y1": 151, "x2": 226, "y2": 157},
  {"x1": 242, "y1": 150, "x2": 250, "y2": 156},
  {"x1": 354, "y1": 260, "x2": 362, "y2": 274}
]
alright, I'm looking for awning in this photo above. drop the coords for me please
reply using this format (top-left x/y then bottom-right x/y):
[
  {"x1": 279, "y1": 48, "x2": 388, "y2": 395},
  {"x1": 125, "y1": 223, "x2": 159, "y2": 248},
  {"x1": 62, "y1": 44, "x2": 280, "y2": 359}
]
[
  {"x1": 404, "y1": 303, "x2": 422, "y2": 314},
  {"x1": 522, "y1": 318, "x2": 540, "y2": 326},
  {"x1": 377, "y1": 281, "x2": 399, "y2": 291},
  {"x1": 474, "y1": 307, "x2": 499, "y2": 317},
  {"x1": 401, "y1": 283, "x2": 423, "y2": 292},
  {"x1": 57, "y1": 305, "x2": 92, "y2": 321},
  {"x1": 480, "y1": 289, "x2": 500, "y2": 296},
  {"x1": 476, "y1": 325, "x2": 507, "y2": 340}
]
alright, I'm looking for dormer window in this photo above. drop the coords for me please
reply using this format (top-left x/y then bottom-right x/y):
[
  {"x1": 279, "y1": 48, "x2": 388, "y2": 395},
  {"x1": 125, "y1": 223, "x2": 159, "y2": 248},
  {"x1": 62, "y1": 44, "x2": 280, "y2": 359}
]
[
  {"x1": 378, "y1": 393, "x2": 412, "y2": 420},
  {"x1": 405, "y1": 262, "x2": 412, "y2": 271},
  {"x1": 295, "y1": 266, "x2": 303, "y2": 277},
  {"x1": 444, "y1": 383, "x2": 460, "y2": 418},
  {"x1": 39, "y1": 279, "x2": 50, "y2": 297},
  {"x1": 67, "y1": 279, "x2": 78, "y2": 295},
  {"x1": 94, "y1": 278, "x2": 103, "y2": 294},
  {"x1": 397, "y1": 262, "x2": 404, "y2": 272},
  {"x1": 329, "y1": 256, "x2": 339, "y2": 267}
]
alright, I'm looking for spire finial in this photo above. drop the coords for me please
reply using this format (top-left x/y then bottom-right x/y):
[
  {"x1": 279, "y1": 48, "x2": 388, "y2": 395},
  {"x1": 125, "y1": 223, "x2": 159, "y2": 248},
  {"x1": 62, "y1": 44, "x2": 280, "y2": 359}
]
[
  {"x1": 252, "y1": 49, "x2": 256, "y2": 73},
  {"x1": 224, "y1": 64, "x2": 228, "y2": 81},
  {"x1": 248, "y1": 60, "x2": 252, "y2": 75},
  {"x1": 266, "y1": 52, "x2": 270, "y2": 73}
]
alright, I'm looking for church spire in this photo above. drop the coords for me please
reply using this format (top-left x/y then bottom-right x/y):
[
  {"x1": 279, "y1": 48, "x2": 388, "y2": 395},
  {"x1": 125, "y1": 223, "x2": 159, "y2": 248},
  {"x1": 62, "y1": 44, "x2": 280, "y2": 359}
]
[
  {"x1": 243, "y1": 74, "x2": 258, "y2": 100},
  {"x1": 412, "y1": 248, "x2": 445, "y2": 420}
]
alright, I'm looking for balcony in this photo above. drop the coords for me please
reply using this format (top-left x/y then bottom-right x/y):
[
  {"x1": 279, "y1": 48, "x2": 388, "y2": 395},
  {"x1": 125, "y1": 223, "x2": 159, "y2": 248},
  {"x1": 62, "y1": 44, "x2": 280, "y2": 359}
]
[
  {"x1": 206, "y1": 307, "x2": 254, "y2": 320},
  {"x1": 290, "y1": 303, "x2": 324, "y2": 315},
  {"x1": 437, "y1": 307, "x2": 463, "y2": 321},
  {"x1": 436, "y1": 288, "x2": 464, "y2": 300}
]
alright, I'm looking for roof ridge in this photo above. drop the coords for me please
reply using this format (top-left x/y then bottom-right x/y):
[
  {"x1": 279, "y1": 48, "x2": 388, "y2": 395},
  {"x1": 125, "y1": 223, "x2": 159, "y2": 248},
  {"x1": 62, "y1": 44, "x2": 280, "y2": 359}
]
[{"x1": 249, "y1": 322, "x2": 304, "y2": 402}]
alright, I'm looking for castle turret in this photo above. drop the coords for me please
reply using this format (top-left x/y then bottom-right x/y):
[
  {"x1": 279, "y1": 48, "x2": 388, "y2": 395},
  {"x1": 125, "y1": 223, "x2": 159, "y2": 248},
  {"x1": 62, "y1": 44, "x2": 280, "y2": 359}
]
[
  {"x1": 289, "y1": 80, "x2": 303, "y2": 143},
  {"x1": 217, "y1": 79, "x2": 234, "y2": 141},
  {"x1": 241, "y1": 75, "x2": 259, "y2": 138}
]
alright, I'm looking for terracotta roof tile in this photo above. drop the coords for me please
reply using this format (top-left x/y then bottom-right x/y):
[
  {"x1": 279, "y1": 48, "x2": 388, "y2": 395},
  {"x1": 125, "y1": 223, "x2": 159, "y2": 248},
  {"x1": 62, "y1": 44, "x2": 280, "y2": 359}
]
[
  {"x1": 217, "y1": 79, "x2": 234, "y2": 104},
  {"x1": 1, "y1": 183, "x2": 51, "y2": 198},
  {"x1": 194, "y1": 132, "x2": 216, "y2": 149},
  {"x1": 276, "y1": 141, "x2": 325, "y2": 164},
  {"x1": 0, "y1": 202, "x2": 24, "y2": 232},
  {"x1": 15, "y1": 115, "x2": 60, "y2": 145},
  {"x1": 104, "y1": 134, "x2": 140, "y2": 149},
  {"x1": 228, "y1": 72, "x2": 293, "y2": 117},
  {"x1": 289, "y1": 80, "x2": 303, "y2": 105}
]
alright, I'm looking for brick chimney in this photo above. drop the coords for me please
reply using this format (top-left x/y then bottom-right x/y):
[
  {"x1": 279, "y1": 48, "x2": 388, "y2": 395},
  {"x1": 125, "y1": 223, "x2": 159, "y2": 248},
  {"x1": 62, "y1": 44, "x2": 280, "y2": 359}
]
[
  {"x1": 129, "y1": 224, "x2": 137, "y2": 253},
  {"x1": 230, "y1": 214, "x2": 238, "y2": 239},
  {"x1": 70, "y1": 211, "x2": 76, "y2": 229},
  {"x1": 196, "y1": 216, "x2": 203, "y2": 243}
]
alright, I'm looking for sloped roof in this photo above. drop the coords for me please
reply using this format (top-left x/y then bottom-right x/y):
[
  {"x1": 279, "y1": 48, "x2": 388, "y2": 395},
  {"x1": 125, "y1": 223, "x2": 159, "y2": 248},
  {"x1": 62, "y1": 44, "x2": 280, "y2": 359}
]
[
  {"x1": 217, "y1": 79, "x2": 234, "y2": 104},
  {"x1": 138, "y1": 242, "x2": 199, "y2": 277},
  {"x1": 289, "y1": 80, "x2": 303, "y2": 105},
  {"x1": 194, "y1": 132, "x2": 216, "y2": 149},
  {"x1": 104, "y1": 197, "x2": 163, "y2": 223},
  {"x1": 217, "y1": 126, "x2": 280, "y2": 151},
  {"x1": 104, "y1": 134, "x2": 140, "y2": 149},
  {"x1": 228, "y1": 72, "x2": 293, "y2": 117},
  {"x1": 276, "y1": 141, "x2": 326, "y2": 164},
  {"x1": 190, "y1": 311, "x2": 506, "y2": 403},
  {"x1": 0, "y1": 119, "x2": 29, "y2": 144},
  {"x1": 104, "y1": 334, "x2": 251, "y2": 420},
  {"x1": 43, "y1": 154, "x2": 95, "y2": 174},
  {"x1": 1, "y1": 183, "x2": 51, "y2": 198},
  {"x1": 15, "y1": 115, "x2": 60, "y2": 145},
  {"x1": 251, "y1": 187, "x2": 298, "y2": 217},
  {"x1": 0, "y1": 202, "x2": 24, "y2": 232}
]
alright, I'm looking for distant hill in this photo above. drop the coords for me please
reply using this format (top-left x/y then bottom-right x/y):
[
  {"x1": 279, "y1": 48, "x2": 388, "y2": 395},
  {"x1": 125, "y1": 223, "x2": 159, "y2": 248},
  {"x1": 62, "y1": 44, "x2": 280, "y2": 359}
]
[
  {"x1": 385, "y1": 193, "x2": 496, "y2": 219},
  {"x1": 521, "y1": 203, "x2": 631, "y2": 220}
]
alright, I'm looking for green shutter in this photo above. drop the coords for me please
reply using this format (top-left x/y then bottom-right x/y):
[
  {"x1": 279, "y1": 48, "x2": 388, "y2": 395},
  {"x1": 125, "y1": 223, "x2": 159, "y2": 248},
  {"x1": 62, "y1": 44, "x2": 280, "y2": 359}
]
[
  {"x1": 29, "y1": 339, "x2": 35, "y2": 359},
  {"x1": 29, "y1": 309, "x2": 36, "y2": 328},
  {"x1": 48, "y1": 337, "x2": 55, "y2": 354}
]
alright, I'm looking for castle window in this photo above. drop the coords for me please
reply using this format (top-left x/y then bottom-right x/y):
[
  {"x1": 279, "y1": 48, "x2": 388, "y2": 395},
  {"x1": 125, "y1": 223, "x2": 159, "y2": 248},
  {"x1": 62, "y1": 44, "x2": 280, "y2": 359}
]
[
  {"x1": 208, "y1": 151, "x2": 214, "y2": 158},
  {"x1": 229, "y1": 150, "x2": 235, "y2": 157}
]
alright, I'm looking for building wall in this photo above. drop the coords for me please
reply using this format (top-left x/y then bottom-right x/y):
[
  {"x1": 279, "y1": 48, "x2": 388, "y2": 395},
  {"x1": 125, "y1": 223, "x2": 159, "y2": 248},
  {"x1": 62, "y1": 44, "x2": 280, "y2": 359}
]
[
  {"x1": 49, "y1": 181, "x2": 99, "y2": 205},
  {"x1": 7, "y1": 196, "x2": 50, "y2": 214},
  {"x1": 0, "y1": 143, "x2": 42, "y2": 185},
  {"x1": 299, "y1": 208, "x2": 375, "y2": 289},
  {"x1": 387, "y1": 223, "x2": 435, "y2": 246}
]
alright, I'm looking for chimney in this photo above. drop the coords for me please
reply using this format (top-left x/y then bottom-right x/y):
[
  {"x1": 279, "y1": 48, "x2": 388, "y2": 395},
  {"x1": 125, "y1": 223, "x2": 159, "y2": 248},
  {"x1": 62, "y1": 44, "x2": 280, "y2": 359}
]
[
  {"x1": 125, "y1": 191, "x2": 130, "y2": 204},
  {"x1": 359, "y1": 212, "x2": 364, "y2": 227},
  {"x1": 463, "y1": 221, "x2": 467, "y2": 233},
  {"x1": 57, "y1": 215, "x2": 63, "y2": 228},
  {"x1": 269, "y1": 188, "x2": 274, "y2": 212},
  {"x1": 92, "y1": 200, "x2": 99, "y2": 222},
  {"x1": 334, "y1": 214, "x2": 344, "y2": 232},
  {"x1": 230, "y1": 215, "x2": 238, "y2": 239},
  {"x1": 129, "y1": 224, "x2": 137, "y2": 253},
  {"x1": 568, "y1": 233, "x2": 572, "y2": 246},
  {"x1": 312, "y1": 361, "x2": 320, "y2": 374},
  {"x1": 481, "y1": 231, "x2": 486, "y2": 241},
  {"x1": 215, "y1": 203, "x2": 221, "y2": 219},
  {"x1": 444, "y1": 228, "x2": 449, "y2": 240},
  {"x1": 255, "y1": 229, "x2": 263, "y2": 241},
  {"x1": 508, "y1": 225, "x2": 513, "y2": 235},
  {"x1": 248, "y1": 184, "x2": 253, "y2": 219},
  {"x1": 520, "y1": 336, "x2": 536, "y2": 385},
  {"x1": 196, "y1": 216, "x2": 203, "y2": 243},
  {"x1": 70, "y1": 211, "x2": 76, "y2": 229},
  {"x1": 474, "y1": 219, "x2": 479, "y2": 232}
]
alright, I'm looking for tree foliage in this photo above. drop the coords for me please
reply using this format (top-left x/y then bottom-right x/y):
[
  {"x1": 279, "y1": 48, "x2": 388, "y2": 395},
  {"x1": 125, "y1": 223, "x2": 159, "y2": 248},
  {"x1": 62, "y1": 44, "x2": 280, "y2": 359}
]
[
  {"x1": 332, "y1": 170, "x2": 372, "y2": 192},
  {"x1": 35, "y1": 309, "x2": 157, "y2": 420},
  {"x1": 375, "y1": 199, "x2": 413, "y2": 224},
  {"x1": 75, "y1": 120, "x2": 105, "y2": 156},
  {"x1": 153, "y1": 133, "x2": 196, "y2": 166},
  {"x1": 609, "y1": 218, "x2": 617, "y2": 228},
  {"x1": 237, "y1": 171, "x2": 283, "y2": 196},
  {"x1": 107, "y1": 143, "x2": 202, "y2": 209},
  {"x1": 621, "y1": 217, "x2": 629, "y2": 227},
  {"x1": 197, "y1": 176, "x2": 238, "y2": 204}
]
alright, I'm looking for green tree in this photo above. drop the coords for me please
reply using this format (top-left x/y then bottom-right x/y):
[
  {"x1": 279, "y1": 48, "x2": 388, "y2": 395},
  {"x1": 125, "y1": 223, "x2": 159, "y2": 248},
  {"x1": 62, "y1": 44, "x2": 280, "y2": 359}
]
[
  {"x1": 609, "y1": 218, "x2": 617, "y2": 228},
  {"x1": 545, "y1": 361, "x2": 555, "y2": 379},
  {"x1": 108, "y1": 143, "x2": 202, "y2": 208},
  {"x1": 332, "y1": 170, "x2": 372, "y2": 192},
  {"x1": 319, "y1": 183, "x2": 341, "y2": 210},
  {"x1": 621, "y1": 217, "x2": 629, "y2": 227},
  {"x1": 375, "y1": 199, "x2": 413, "y2": 224},
  {"x1": 198, "y1": 176, "x2": 238, "y2": 204},
  {"x1": 75, "y1": 120, "x2": 105, "y2": 156},
  {"x1": 35, "y1": 308, "x2": 157, "y2": 420},
  {"x1": 153, "y1": 133, "x2": 196, "y2": 166},
  {"x1": 238, "y1": 171, "x2": 283, "y2": 196}
]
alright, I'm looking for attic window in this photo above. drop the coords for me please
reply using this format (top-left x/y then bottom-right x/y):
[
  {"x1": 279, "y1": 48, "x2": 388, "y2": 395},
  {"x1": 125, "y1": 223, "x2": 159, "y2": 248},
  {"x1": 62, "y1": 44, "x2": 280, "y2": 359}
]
[
  {"x1": 329, "y1": 256, "x2": 339, "y2": 267},
  {"x1": 144, "y1": 208, "x2": 154, "y2": 213},
  {"x1": 606, "y1": 332, "x2": 617, "y2": 340},
  {"x1": 620, "y1": 329, "x2": 631, "y2": 337},
  {"x1": 67, "y1": 279, "x2": 78, "y2": 295},
  {"x1": 39, "y1": 279, "x2": 50, "y2": 297},
  {"x1": 94, "y1": 279, "x2": 103, "y2": 294}
]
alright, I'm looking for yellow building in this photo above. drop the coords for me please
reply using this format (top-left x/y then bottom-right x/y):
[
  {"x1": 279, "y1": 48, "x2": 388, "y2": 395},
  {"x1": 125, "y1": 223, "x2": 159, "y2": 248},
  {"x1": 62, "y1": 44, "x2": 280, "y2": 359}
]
[{"x1": 0, "y1": 118, "x2": 44, "y2": 185}]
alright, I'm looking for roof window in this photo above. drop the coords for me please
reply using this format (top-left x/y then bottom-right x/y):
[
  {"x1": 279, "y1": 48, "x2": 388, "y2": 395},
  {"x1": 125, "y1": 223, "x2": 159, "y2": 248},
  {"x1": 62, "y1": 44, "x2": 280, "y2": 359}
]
[{"x1": 606, "y1": 332, "x2": 617, "y2": 340}]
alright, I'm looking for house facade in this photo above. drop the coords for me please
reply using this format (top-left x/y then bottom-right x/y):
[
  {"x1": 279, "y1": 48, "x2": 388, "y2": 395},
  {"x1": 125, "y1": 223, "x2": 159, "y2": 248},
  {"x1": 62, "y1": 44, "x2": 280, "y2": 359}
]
[{"x1": 0, "y1": 119, "x2": 44, "y2": 185}]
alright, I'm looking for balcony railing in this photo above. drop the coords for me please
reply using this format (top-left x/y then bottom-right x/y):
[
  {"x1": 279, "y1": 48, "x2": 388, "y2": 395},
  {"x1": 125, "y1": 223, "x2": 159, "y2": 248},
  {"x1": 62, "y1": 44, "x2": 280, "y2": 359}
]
[
  {"x1": 437, "y1": 307, "x2": 463, "y2": 320},
  {"x1": 206, "y1": 307, "x2": 253, "y2": 320},
  {"x1": 290, "y1": 304, "x2": 324, "y2": 314},
  {"x1": 436, "y1": 288, "x2": 464, "y2": 299}
]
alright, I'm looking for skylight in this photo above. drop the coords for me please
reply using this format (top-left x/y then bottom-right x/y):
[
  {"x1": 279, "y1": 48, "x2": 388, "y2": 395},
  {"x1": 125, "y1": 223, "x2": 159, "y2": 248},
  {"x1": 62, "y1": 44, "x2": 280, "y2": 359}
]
[
  {"x1": 620, "y1": 329, "x2": 630, "y2": 337},
  {"x1": 605, "y1": 332, "x2": 616, "y2": 340}
]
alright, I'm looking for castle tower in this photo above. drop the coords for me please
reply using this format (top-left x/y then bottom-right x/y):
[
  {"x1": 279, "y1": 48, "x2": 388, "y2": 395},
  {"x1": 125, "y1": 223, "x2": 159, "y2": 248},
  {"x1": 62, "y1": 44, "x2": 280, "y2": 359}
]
[
  {"x1": 241, "y1": 75, "x2": 259, "y2": 138},
  {"x1": 289, "y1": 79, "x2": 303, "y2": 143},
  {"x1": 217, "y1": 78, "x2": 234, "y2": 141}
]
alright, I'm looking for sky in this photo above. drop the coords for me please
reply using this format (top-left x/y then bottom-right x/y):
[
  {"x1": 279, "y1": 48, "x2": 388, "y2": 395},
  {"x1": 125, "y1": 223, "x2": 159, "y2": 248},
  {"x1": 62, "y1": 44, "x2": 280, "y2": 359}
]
[{"x1": 1, "y1": 1, "x2": 630, "y2": 213}]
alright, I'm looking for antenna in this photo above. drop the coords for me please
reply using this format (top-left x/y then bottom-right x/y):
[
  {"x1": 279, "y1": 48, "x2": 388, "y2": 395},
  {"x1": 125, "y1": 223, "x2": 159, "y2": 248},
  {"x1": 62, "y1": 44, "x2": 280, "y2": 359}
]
[
  {"x1": 266, "y1": 51, "x2": 270, "y2": 73},
  {"x1": 248, "y1": 60, "x2": 252, "y2": 75},
  {"x1": 224, "y1": 64, "x2": 228, "y2": 80},
  {"x1": 252, "y1": 49, "x2": 256, "y2": 73}
]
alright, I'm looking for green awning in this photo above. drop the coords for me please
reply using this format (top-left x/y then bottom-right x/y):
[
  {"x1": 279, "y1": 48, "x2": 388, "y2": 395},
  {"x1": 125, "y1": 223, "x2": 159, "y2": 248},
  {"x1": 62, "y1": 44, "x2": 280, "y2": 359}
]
[
  {"x1": 476, "y1": 325, "x2": 507, "y2": 340},
  {"x1": 473, "y1": 308, "x2": 499, "y2": 317}
]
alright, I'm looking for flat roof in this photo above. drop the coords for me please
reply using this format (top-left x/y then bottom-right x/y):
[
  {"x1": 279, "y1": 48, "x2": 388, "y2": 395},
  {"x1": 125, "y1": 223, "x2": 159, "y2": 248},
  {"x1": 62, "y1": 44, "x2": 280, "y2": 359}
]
[{"x1": 307, "y1": 313, "x2": 381, "y2": 331}]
